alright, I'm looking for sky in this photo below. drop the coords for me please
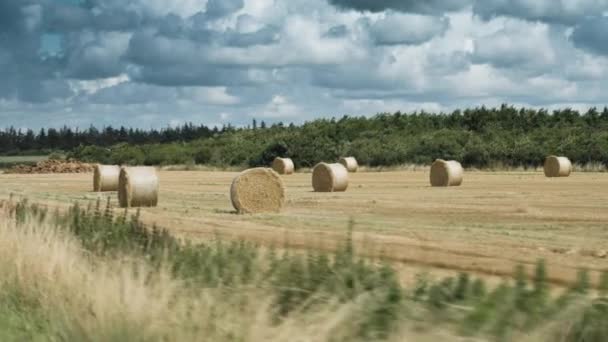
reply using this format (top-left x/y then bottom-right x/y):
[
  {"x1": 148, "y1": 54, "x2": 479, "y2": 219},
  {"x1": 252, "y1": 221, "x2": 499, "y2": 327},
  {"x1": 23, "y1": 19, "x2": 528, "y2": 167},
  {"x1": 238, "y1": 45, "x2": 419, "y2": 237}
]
[{"x1": 1, "y1": 0, "x2": 608, "y2": 129}]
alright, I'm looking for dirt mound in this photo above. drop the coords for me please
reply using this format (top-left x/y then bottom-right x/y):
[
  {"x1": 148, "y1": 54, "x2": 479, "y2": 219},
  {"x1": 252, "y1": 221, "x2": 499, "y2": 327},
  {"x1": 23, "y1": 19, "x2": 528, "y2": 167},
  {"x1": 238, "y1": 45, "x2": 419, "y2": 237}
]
[{"x1": 6, "y1": 159, "x2": 94, "y2": 174}]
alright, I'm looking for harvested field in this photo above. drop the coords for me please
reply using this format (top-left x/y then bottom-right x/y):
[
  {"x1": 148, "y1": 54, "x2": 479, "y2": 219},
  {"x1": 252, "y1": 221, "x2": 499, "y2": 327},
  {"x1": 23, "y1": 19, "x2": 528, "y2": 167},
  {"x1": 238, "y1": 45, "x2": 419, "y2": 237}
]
[{"x1": 0, "y1": 170, "x2": 607, "y2": 286}]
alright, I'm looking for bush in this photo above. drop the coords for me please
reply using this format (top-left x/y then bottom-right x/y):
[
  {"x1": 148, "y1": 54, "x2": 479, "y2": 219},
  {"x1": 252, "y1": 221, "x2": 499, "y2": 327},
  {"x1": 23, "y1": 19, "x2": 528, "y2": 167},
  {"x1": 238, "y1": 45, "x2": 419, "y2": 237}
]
[
  {"x1": 599, "y1": 271, "x2": 608, "y2": 297},
  {"x1": 109, "y1": 145, "x2": 145, "y2": 165},
  {"x1": 565, "y1": 299, "x2": 608, "y2": 342},
  {"x1": 194, "y1": 146, "x2": 213, "y2": 164},
  {"x1": 249, "y1": 141, "x2": 290, "y2": 168},
  {"x1": 47, "y1": 152, "x2": 65, "y2": 161},
  {"x1": 68, "y1": 145, "x2": 111, "y2": 163},
  {"x1": 143, "y1": 144, "x2": 193, "y2": 165}
]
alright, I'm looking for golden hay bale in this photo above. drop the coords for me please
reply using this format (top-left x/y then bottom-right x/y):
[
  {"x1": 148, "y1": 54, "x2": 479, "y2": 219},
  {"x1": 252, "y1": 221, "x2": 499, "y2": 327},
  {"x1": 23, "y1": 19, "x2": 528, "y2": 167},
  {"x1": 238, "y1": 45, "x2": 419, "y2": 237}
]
[
  {"x1": 272, "y1": 157, "x2": 294, "y2": 175},
  {"x1": 93, "y1": 165, "x2": 121, "y2": 192},
  {"x1": 339, "y1": 157, "x2": 359, "y2": 172},
  {"x1": 430, "y1": 159, "x2": 463, "y2": 187},
  {"x1": 544, "y1": 156, "x2": 572, "y2": 177},
  {"x1": 230, "y1": 168, "x2": 285, "y2": 214},
  {"x1": 312, "y1": 163, "x2": 349, "y2": 192},
  {"x1": 118, "y1": 167, "x2": 159, "y2": 208}
]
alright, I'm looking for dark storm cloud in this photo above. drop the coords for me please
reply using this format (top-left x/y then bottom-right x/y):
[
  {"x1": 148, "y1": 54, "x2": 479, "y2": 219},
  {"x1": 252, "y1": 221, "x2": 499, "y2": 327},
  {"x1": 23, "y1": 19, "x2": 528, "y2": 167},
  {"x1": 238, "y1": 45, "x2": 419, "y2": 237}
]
[
  {"x1": 205, "y1": 0, "x2": 245, "y2": 18},
  {"x1": 0, "y1": 0, "x2": 74, "y2": 102},
  {"x1": 44, "y1": 1, "x2": 144, "y2": 32},
  {"x1": 44, "y1": 2, "x2": 91, "y2": 31},
  {"x1": 323, "y1": 25, "x2": 349, "y2": 38},
  {"x1": 313, "y1": 66, "x2": 402, "y2": 90},
  {"x1": 328, "y1": 0, "x2": 608, "y2": 25},
  {"x1": 150, "y1": 12, "x2": 279, "y2": 47},
  {"x1": 16, "y1": 79, "x2": 73, "y2": 103},
  {"x1": 1, "y1": 0, "x2": 281, "y2": 89},
  {"x1": 129, "y1": 66, "x2": 256, "y2": 87},
  {"x1": 571, "y1": 17, "x2": 608, "y2": 55},
  {"x1": 63, "y1": 32, "x2": 130, "y2": 79},
  {"x1": 367, "y1": 13, "x2": 450, "y2": 45},
  {"x1": 0, "y1": 0, "x2": 32, "y2": 33},
  {"x1": 473, "y1": 0, "x2": 608, "y2": 25},
  {"x1": 327, "y1": 0, "x2": 470, "y2": 14},
  {"x1": 469, "y1": 23, "x2": 559, "y2": 74},
  {"x1": 88, "y1": 82, "x2": 177, "y2": 104},
  {"x1": 125, "y1": 30, "x2": 257, "y2": 86},
  {"x1": 224, "y1": 26, "x2": 280, "y2": 46}
]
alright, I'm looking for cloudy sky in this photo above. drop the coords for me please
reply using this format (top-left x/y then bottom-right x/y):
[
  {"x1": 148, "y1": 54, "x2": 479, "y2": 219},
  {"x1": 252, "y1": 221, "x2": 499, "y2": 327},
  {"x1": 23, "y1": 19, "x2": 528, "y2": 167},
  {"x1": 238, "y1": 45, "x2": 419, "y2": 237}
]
[{"x1": 1, "y1": 0, "x2": 607, "y2": 129}]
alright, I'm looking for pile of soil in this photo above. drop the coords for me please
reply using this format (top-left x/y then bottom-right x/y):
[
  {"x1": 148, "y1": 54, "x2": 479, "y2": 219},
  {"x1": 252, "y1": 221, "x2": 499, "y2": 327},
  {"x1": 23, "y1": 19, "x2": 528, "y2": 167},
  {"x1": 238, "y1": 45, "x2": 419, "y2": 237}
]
[{"x1": 6, "y1": 159, "x2": 94, "y2": 174}]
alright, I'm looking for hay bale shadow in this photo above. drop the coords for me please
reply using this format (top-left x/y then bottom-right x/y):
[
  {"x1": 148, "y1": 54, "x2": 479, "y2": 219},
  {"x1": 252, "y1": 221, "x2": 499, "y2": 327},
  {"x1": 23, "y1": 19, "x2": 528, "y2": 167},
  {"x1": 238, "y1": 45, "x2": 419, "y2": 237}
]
[{"x1": 214, "y1": 208, "x2": 238, "y2": 215}]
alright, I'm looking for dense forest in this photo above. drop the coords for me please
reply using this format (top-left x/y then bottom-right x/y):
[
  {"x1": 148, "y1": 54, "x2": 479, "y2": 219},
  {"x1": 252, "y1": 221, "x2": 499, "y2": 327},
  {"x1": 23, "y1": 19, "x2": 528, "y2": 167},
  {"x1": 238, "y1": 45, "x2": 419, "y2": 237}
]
[
  {"x1": 3, "y1": 105, "x2": 608, "y2": 168},
  {"x1": 0, "y1": 123, "x2": 218, "y2": 153}
]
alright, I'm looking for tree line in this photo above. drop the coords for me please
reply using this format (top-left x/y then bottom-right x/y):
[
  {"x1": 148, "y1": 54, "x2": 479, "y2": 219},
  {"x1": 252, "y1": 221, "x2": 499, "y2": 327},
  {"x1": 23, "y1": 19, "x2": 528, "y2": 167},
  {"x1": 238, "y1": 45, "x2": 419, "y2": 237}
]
[
  {"x1": 0, "y1": 123, "x2": 221, "y2": 154},
  {"x1": 4, "y1": 105, "x2": 608, "y2": 168}
]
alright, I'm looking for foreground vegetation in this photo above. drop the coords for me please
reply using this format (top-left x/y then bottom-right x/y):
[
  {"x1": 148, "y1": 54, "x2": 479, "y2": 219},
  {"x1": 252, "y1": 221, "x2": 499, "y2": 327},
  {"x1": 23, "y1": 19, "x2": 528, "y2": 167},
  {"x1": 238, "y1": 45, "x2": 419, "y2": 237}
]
[
  {"x1": 2, "y1": 105, "x2": 608, "y2": 168},
  {"x1": 0, "y1": 197, "x2": 607, "y2": 341}
]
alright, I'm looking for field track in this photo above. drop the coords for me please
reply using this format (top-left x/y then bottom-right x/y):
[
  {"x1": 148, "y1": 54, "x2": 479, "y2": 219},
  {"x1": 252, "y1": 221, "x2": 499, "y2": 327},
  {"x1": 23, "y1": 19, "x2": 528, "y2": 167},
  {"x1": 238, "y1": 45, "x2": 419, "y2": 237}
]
[{"x1": 1, "y1": 170, "x2": 607, "y2": 286}]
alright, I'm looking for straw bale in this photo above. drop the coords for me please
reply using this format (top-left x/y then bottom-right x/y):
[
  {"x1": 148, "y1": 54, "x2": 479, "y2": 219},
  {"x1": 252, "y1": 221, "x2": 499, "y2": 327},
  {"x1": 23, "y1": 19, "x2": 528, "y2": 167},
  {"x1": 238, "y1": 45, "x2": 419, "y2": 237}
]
[
  {"x1": 339, "y1": 157, "x2": 359, "y2": 172},
  {"x1": 430, "y1": 159, "x2": 463, "y2": 187},
  {"x1": 118, "y1": 167, "x2": 159, "y2": 208},
  {"x1": 93, "y1": 164, "x2": 120, "y2": 192},
  {"x1": 312, "y1": 162, "x2": 349, "y2": 192},
  {"x1": 272, "y1": 157, "x2": 294, "y2": 175},
  {"x1": 544, "y1": 156, "x2": 572, "y2": 177},
  {"x1": 230, "y1": 168, "x2": 285, "y2": 214}
]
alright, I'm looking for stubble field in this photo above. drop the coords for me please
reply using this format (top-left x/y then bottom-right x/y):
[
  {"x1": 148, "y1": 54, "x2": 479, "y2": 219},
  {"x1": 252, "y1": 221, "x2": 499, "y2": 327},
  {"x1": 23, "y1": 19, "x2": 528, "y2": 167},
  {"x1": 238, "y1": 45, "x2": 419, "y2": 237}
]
[{"x1": 1, "y1": 170, "x2": 606, "y2": 286}]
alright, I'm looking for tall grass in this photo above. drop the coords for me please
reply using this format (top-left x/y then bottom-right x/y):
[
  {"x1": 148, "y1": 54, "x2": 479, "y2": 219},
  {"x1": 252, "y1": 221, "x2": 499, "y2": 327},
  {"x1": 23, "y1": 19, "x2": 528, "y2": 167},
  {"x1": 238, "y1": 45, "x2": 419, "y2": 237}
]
[{"x1": 0, "y1": 198, "x2": 606, "y2": 341}]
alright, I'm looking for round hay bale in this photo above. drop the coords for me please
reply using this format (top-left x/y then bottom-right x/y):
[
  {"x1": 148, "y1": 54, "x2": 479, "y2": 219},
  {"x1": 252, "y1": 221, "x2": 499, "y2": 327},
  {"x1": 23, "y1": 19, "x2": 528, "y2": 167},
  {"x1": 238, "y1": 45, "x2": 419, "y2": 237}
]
[
  {"x1": 544, "y1": 156, "x2": 572, "y2": 177},
  {"x1": 118, "y1": 167, "x2": 159, "y2": 208},
  {"x1": 312, "y1": 163, "x2": 349, "y2": 192},
  {"x1": 93, "y1": 165, "x2": 121, "y2": 192},
  {"x1": 272, "y1": 157, "x2": 294, "y2": 175},
  {"x1": 339, "y1": 157, "x2": 359, "y2": 172},
  {"x1": 230, "y1": 168, "x2": 285, "y2": 214},
  {"x1": 430, "y1": 159, "x2": 463, "y2": 187}
]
